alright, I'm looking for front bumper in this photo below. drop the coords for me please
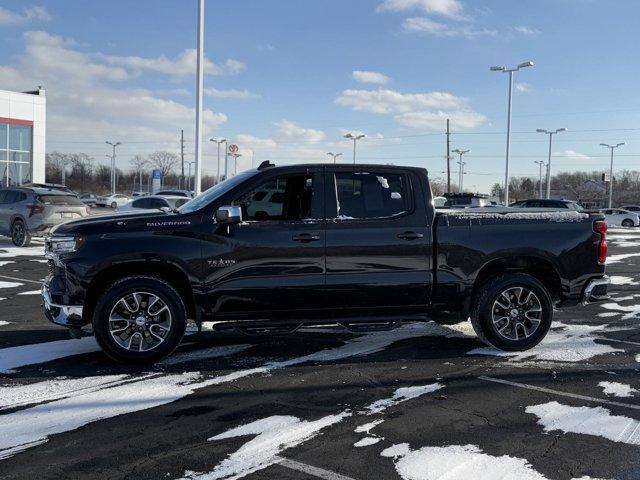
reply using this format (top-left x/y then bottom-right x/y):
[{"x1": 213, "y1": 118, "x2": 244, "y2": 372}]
[
  {"x1": 42, "y1": 282, "x2": 84, "y2": 327},
  {"x1": 582, "y1": 276, "x2": 610, "y2": 306}
]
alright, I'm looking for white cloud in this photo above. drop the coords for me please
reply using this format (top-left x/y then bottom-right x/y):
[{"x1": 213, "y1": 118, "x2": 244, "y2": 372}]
[
  {"x1": 396, "y1": 110, "x2": 486, "y2": 130},
  {"x1": 554, "y1": 150, "x2": 591, "y2": 160},
  {"x1": 514, "y1": 25, "x2": 541, "y2": 36},
  {"x1": 336, "y1": 88, "x2": 463, "y2": 114},
  {"x1": 402, "y1": 17, "x2": 497, "y2": 37},
  {"x1": 0, "y1": 5, "x2": 51, "y2": 26},
  {"x1": 377, "y1": 0, "x2": 464, "y2": 19},
  {"x1": 275, "y1": 120, "x2": 326, "y2": 144},
  {"x1": 515, "y1": 82, "x2": 531, "y2": 93},
  {"x1": 205, "y1": 87, "x2": 259, "y2": 99},
  {"x1": 103, "y1": 49, "x2": 245, "y2": 78},
  {"x1": 0, "y1": 30, "x2": 227, "y2": 169},
  {"x1": 235, "y1": 134, "x2": 277, "y2": 150},
  {"x1": 352, "y1": 70, "x2": 391, "y2": 85},
  {"x1": 336, "y1": 88, "x2": 485, "y2": 132}
]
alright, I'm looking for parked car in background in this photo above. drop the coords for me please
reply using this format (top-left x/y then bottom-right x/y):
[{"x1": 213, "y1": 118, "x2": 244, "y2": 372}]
[
  {"x1": 96, "y1": 194, "x2": 130, "y2": 209},
  {"x1": 0, "y1": 187, "x2": 89, "y2": 246},
  {"x1": 245, "y1": 188, "x2": 286, "y2": 219},
  {"x1": 511, "y1": 199, "x2": 584, "y2": 211},
  {"x1": 78, "y1": 193, "x2": 98, "y2": 207},
  {"x1": 118, "y1": 195, "x2": 190, "y2": 212},
  {"x1": 22, "y1": 183, "x2": 77, "y2": 195},
  {"x1": 443, "y1": 192, "x2": 491, "y2": 208},
  {"x1": 131, "y1": 191, "x2": 149, "y2": 198},
  {"x1": 601, "y1": 208, "x2": 640, "y2": 227},
  {"x1": 621, "y1": 205, "x2": 640, "y2": 212},
  {"x1": 155, "y1": 189, "x2": 194, "y2": 198}
]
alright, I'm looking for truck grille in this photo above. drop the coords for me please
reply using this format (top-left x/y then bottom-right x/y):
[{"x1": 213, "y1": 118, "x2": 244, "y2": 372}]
[{"x1": 47, "y1": 259, "x2": 56, "y2": 275}]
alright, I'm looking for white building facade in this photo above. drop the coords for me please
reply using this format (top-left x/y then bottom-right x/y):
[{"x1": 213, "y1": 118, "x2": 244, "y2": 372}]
[{"x1": 0, "y1": 87, "x2": 46, "y2": 186}]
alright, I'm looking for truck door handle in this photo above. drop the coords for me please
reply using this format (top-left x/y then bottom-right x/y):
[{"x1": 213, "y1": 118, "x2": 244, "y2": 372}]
[
  {"x1": 292, "y1": 233, "x2": 321, "y2": 243},
  {"x1": 397, "y1": 231, "x2": 424, "y2": 240}
]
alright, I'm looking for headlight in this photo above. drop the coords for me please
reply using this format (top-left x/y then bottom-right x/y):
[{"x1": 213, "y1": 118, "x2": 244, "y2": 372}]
[{"x1": 45, "y1": 236, "x2": 83, "y2": 256}]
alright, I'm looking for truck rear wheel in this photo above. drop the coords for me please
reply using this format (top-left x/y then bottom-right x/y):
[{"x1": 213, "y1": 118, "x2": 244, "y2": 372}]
[
  {"x1": 92, "y1": 276, "x2": 186, "y2": 363},
  {"x1": 470, "y1": 273, "x2": 553, "y2": 351}
]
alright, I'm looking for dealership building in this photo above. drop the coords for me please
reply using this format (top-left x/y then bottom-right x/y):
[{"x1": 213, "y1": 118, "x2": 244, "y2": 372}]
[{"x1": 0, "y1": 87, "x2": 46, "y2": 187}]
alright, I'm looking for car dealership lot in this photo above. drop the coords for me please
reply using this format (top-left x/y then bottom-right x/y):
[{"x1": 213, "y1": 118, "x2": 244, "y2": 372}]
[{"x1": 1, "y1": 229, "x2": 640, "y2": 480}]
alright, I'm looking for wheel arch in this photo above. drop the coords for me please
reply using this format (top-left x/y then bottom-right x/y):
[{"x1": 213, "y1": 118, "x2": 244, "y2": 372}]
[
  {"x1": 471, "y1": 255, "x2": 563, "y2": 306},
  {"x1": 84, "y1": 261, "x2": 197, "y2": 325}
]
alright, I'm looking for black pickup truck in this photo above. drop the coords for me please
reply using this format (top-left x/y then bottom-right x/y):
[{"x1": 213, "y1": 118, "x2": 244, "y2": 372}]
[{"x1": 42, "y1": 162, "x2": 610, "y2": 363}]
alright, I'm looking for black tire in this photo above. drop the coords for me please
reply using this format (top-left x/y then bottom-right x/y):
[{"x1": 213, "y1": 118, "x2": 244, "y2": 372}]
[
  {"x1": 92, "y1": 276, "x2": 186, "y2": 363},
  {"x1": 111, "y1": 201, "x2": 118, "y2": 209},
  {"x1": 622, "y1": 219, "x2": 634, "y2": 227},
  {"x1": 470, "y1": 273, "x2": 553, "y2": 351},
  {"x1": 11, "y1": 219, "x2": 31, "y2": 247}
]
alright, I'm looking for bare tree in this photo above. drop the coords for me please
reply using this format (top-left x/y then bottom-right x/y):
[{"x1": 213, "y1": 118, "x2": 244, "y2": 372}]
[
  {"x1": 149, "y1": 151, "x2": 178, "y2": 180},
  {"x1": 129, "y1": 154, "x2": 148, "y2": 192}
]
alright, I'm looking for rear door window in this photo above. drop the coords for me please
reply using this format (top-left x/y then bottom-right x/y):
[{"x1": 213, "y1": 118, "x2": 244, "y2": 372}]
[
  {"x1": 4, "y1": 191, "x2": 18, "y2": 204},
  {"x1": 38, "y1": 195, "x2": 84, "y2": 206},
  {"x1": 334, "y1": 171, "x2": 411, "y2": 220}
]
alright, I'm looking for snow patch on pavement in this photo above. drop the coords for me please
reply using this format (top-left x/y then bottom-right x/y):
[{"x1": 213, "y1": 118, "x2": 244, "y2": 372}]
[
  {"x1": 179, "y1": 413, "x2": 350, "y2": 480},
  {"x1": 0, "y1": 245, "x2": 45, "y2": 259},
  {"x1": 598, "y1": 381, "x2": 637, "y2": 398},
  {"x1": 606, "y1": 252, "x2": 640, "y2": 264},
  {"x1": 0, "y1": 320, "x2": 10, "y2": 327},
  {"x1": 354, "y1": 436, "x2": 381, "y2": 447},
  {"x1": 609, "y1": 275, "x2": 639, "y2": 285},
  {"x1": 0, "y1": 281, "x2": 22, "y2": 289},
  {"x1": 17, "y1": 290, "x2": 42, "y2": 295},
  {"x1": 364, "y1": 383, "x2": 444, "y2": 414},
  {"x1": 600, "y1": 302, "x2": 640, "y2": 320},
  {"x1": 355, "y1": 419, "x2": 384, "y2": 434},
  {"x1": 0, "y1": 261, "x2": 14, "y2": 267},
  {"x1": 380, "y1": 443, "x2": 549, "y2": 480},
  {"x1": 0, "y1": 337, "x2": 101, "y2": 374},
  {"x1": 467, "y1": 323, "x2": 623, "y2": 362},
  {"x1": 526, "y1": 401, "x2": 640, "y2": 445}
]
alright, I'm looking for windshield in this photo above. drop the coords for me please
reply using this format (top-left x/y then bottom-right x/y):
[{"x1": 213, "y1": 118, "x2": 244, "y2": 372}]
[{"x1": 179, "y1": 170, "x2": 258, "y2": 214}]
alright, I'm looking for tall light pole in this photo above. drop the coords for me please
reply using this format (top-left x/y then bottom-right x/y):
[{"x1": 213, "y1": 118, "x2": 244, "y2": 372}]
[
  {"x1": 230, "y1": 153, "x2": 242, "y2": 176},
  {"x1": 452, "y1": 149, "x2": 469, "y2": 192},
  {"x1": 490, "y1": 61, "x2": 533, "y2": 205},
  {"x1": 600, "y1": 142, "x2": 625, "y2": 208},
  {"x1": 105, "y1": 141, "x2": 121, "y2": 194},
  {"x1": 344, "y1": 133, "x2": 365, "y2": 164},
  {"x1": 210, "y1": 138, "x2": 226, "y2": 184},
  {"x1": 327, "y1": 152, "x2": 343, "y2": 163},
  {"x1": 536, "y1": 127, "x2": 567, "y2": 199},
  {"x1": 193, "y1": 0, "x2": 205, "y2": 195},
  {"x1": 534, "y1": 160, "x2": 546, "y2": 199}
]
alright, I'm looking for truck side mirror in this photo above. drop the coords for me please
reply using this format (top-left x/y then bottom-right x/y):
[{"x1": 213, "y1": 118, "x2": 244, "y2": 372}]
[{"x1": 215, "y1": 205, "x2": 242, "y2": 223}]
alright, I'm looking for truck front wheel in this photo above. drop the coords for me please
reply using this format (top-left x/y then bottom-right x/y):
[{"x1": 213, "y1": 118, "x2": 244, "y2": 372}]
[
  {"x1": 470, "y1": 273, "x2": 553, "y2": 351},
  {"x1": 92, "y1": 276, "x2": 186, "y2": 363}
]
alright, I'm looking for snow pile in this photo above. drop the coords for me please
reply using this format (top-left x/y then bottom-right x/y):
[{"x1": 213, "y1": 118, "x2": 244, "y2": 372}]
[
  {"x1": 380, "y1": 443, "x2": 549, "y2": 480},
  {"x1": 598, "y1": 381, "x2": 637, "y2": 398},
  {"x1": 179, "y1": 413, "x2": 350, "y2": 480},
  {"x1": 364, "y1": 384, "x2": 444, "y2": 415},
  {"x1": 0, "y1": 337, "x2": 100, "y2": 374},
  {"x1": 468, "y1": 323, "x2": 623, "y2": 362},
  {"x1": 526, "y1": 401, "x2": 640, "y2": 445}
]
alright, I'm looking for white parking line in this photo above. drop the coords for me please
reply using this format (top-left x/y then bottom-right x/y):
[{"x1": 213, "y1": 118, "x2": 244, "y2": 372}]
[
  {"x1": 479, "y1": 376, "x2": 640, "y2": 411},
  {"x1": 0, "y1": 274, "x2": 42, "y2": 285},
  {"x1": 275, "y1": 457, "x2": 358, "y2": 480}
]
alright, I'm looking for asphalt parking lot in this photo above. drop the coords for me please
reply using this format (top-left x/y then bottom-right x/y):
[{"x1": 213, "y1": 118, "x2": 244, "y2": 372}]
[{"x1": 1, "y1": 229, "x2": 640, "y2": 480}]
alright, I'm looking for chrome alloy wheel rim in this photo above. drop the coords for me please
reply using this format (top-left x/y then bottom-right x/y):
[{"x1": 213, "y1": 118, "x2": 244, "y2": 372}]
[
  {"x1": 491, "y1": 286, "x2": 542, "y2": 341},
  {"x1": 108, "y1": 292, "x2": 172, "y2": 352}
]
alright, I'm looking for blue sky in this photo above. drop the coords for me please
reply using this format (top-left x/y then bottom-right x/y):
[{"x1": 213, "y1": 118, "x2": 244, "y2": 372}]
[{"x1": 1, "y1": 0, "x2": 639, "y2": 191}]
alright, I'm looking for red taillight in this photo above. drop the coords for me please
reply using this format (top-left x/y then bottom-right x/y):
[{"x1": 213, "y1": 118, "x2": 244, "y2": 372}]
[
  {"x1": 594, "y1": 220, "x2": 608, "y2": 264},
  {"x1": 27, "y1": 204, "x2": 45, "y2": 217}
]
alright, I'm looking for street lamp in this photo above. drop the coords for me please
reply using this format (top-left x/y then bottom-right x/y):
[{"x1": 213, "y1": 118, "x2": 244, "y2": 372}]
[
  {"x1": 536, "y1": 128, "x2": 567, "y2": 199},
  {"x1": 327, "y1": 152, "x2": 343, "y2": 163},
  {"x1": 186, "y1": 161, "x2": 196, "y2": 190},
  {"x1": 210, "y1": 138, "x2": 227, "y2": 184},
  {"x1": 230, "y1": 153, "x2": 242, "y2": 176},
  {"x1": 452, "y1": 149, "x2": 470, "y2": 192},
  {"x1": 105, "y1": 141, "x2": 121, "y2": 194},
  {"x1": 600, "y1": 142, "x2": 625, "y2": 208},
  {"x1": 490, "y1": 60, "x2": 533, "y2": 205},
  {"x1": 534, "y1": 160, "x2": 546, "y2": 199},
  {"x1": 344, "y1": 133, "x2": 365, "y2": 164}
]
